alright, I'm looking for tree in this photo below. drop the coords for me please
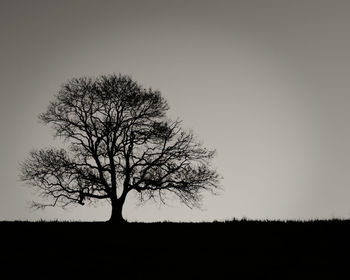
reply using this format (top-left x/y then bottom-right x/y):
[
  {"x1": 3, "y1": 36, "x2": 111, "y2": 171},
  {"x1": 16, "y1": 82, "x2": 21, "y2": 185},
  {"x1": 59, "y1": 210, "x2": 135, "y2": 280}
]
[{"x1": 20, "y1": 74, "x2": 220, "y2": 223}]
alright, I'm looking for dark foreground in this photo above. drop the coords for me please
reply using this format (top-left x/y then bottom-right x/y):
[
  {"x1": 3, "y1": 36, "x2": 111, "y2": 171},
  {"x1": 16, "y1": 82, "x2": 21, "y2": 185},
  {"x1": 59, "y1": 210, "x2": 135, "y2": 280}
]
[{"x1": 1, "y1": 220, "x2": 349, "y2": 279}]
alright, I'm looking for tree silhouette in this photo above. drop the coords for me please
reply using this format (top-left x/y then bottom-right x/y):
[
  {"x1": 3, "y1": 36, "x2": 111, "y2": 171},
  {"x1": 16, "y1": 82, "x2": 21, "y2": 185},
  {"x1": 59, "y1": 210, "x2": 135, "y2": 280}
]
[{"x1": 20, "y1": 74, "x2": 220, "y2": 223}]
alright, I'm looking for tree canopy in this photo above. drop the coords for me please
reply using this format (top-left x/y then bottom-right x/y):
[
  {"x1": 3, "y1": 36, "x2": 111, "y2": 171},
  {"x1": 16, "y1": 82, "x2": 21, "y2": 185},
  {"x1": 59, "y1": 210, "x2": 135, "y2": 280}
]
[{"x1": 20, "y1": 74, "x2": 220, "y2": 222}]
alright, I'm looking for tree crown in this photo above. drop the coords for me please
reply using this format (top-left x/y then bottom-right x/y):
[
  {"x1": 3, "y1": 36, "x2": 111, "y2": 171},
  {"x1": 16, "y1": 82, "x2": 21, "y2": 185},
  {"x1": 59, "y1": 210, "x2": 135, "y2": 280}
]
[{"x1": 20, "y1": 74, "x2": 220, "y2": 220}]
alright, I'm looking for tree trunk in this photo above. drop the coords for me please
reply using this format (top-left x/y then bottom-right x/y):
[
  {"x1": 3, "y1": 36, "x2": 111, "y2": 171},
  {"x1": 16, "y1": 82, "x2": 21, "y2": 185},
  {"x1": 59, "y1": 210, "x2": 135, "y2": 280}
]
[{"x1": 108, "y1": 198, "x2": 126, "y2": 223}]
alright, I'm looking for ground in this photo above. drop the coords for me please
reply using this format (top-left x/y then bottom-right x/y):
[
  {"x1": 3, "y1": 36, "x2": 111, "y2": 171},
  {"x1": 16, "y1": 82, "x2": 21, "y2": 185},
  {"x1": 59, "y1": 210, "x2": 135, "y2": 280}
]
[{"x1": 1, "y1": 220, "x2": 349, "y2": 279}]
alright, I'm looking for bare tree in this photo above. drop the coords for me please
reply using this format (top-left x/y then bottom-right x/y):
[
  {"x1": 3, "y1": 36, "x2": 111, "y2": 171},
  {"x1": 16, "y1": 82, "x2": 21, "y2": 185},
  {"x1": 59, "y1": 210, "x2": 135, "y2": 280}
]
[{"x1": 20, "y1": 74, "x2": 220, "y2": 223}]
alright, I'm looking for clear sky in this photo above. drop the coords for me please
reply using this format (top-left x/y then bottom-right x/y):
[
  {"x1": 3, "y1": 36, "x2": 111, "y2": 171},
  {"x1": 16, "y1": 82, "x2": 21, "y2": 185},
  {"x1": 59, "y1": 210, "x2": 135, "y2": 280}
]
[{"x1": 1, "y1": 0, "x2": 350, "y2": 222}]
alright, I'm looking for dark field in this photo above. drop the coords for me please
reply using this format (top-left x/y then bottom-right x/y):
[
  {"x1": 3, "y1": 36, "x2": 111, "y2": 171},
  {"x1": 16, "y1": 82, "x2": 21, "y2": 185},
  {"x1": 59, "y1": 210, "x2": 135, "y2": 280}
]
[{"x1": 1, "y1": 220, "x2": 349, "y2": 279}]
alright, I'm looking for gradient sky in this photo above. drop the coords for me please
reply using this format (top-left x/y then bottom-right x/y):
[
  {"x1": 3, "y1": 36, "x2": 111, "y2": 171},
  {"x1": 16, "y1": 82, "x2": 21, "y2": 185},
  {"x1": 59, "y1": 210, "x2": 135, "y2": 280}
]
[{"x1": 1, "y1": 0, "x2": 350, "y2": 222}]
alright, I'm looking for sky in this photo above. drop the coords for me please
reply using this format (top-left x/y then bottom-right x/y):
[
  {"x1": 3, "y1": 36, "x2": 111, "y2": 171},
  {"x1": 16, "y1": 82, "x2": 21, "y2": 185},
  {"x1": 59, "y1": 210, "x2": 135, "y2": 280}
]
[{"x1": 1, "y1": 0, "x2": 350, "y2": 222}]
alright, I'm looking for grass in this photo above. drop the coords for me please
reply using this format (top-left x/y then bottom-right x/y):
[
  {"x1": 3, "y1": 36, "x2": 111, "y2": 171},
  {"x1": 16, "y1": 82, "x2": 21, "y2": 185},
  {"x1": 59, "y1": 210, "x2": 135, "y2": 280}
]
[{"x1": 1, "y1": 219, "x2": 349, "y2": 279}]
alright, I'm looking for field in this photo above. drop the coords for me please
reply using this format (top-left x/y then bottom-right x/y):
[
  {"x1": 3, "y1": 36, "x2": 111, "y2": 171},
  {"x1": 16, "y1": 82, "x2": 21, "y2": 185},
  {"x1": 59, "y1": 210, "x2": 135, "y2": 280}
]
[{"x1": 1, "y1": 220, "x2": 349, "y2": 279}]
